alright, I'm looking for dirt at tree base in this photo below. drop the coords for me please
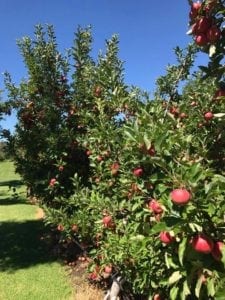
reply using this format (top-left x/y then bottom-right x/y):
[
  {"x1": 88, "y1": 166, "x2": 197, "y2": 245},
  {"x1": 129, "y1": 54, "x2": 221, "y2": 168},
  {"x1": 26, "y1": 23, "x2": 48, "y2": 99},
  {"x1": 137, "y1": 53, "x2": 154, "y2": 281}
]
[
  {"x1": 35, "y1": 207, "x2": 45, "y2": 219},
  {"x1": 68, "y1": 260, "x2": 105, "y2": 300}
]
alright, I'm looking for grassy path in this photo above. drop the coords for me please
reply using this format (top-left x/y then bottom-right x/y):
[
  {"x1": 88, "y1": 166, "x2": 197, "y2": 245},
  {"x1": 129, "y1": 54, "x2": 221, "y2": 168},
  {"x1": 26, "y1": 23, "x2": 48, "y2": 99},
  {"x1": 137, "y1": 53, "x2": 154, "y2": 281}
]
[{"x1": 0, "y1": 161, "x2": 73, "y2": 300}]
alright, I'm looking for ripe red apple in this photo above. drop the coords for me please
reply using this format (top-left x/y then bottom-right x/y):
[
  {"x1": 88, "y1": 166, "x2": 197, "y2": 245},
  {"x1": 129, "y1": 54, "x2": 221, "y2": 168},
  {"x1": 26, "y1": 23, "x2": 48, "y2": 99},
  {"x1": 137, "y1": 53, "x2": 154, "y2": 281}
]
[
  {"x1": 159, "y1": 231, "x2": 175, "y2": 244},
  {"x1": 71, "y1": 224, "x2": 78, "y2": 232},
  {"x1": 191, "y1": 234, "x2": 214, "y2": 254},
  {"x1": 207, "y1": 26, "x2": 221, "y2": 43},
  {"x1": 153, "y1": 294, "x2": 162, "y2": 300},
  {"x1": 88, "y1": 272, "x2": 98, "y2": 281},
  {"x1": 189, "y1": 1, "x2": 202, "y2": 19},
  {"x1": 179, "y1": 112, "x2": 187, "y2": 119},
  {"x1": 170, "y1": 189, "x2": 191, "y2": 205},
  {"x1": 104, "y1": 265, "x2": 113, "y2": 274},
  {"x1": 148, "y1": 199, "x2": 163, "y2": 214},
  {"x1": 169, "y1": 106, "x2": 179, "y2": 116},
  {"x1": 148, "y1": 145, "x2": 156, "y2": 156},
  {"x1": 133, "y1": 167, "x2": 143, "y2": 177},
  {"x1": 111, "y1": 162, "x2": 120, "y2": 175},
  {"x1": 94, "y1": 86, "x2": 102, "y2": 97},
  {"x1": 86, "y1": 149, "x2": 92, "y2": 156},
  {"x1": 102, "y1": 215, "x2": 112, "y2": 227},
  {"x1": 212, "y1": 241, "x2": 224, "y2": 261},
  {"x1": 193, "y1": 17, "x2": 212, "y2": 34},
  {"x1": 97, "y1": 155, "x2": 103, "y2": 162},
  {"x1": 214, "y1": 89, "x2": 225, "y2": 101},
  {"x1": 57, "y1": 224, "x2": 64, "y2": 232},
  {"x1": 49, "y1": 178, "x2": 57, "y2": 187},
  {"x1": 195, "y1": 34, "x2": 208, "y2": 46},
  {"x1": 58, "y1": 165, "x2": 64, "y2": 172},
  {"x1": 204, "y1": 111, "x2": 214, "y2": 121}
]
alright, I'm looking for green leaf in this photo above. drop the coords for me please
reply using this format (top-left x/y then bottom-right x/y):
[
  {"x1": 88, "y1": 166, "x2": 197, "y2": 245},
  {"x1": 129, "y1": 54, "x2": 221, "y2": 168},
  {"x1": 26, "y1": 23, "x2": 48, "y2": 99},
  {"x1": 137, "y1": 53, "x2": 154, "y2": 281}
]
[
  {"x1": 214, "y1": 175, "x2": 225, "y2": 183},
  {"x1": 163, "y1": 216, "x2": 182, "y2": 227},
  {"x1": 195, "y1": 276, "x2": 203, "y2": 298},
  {"x1": 130, "y1": 234, "x2": 145, "y2": 241},
  {"x1": 215, "y1": 278, "x2": 225, "y2": 300},
  {"x1": 143, "y1": 134, "x2": 151, "y2": 150},
  {"x1": 170, "y1": 286, "x2": 179, "y2": 300},
  {"x1": 209, "y1": 44, "x2": 216, "y2": 58},
  {"x1": 150, "y1": 222, "x2": 167, "y2": 234},
  {"x1": 169, "y1": 271, "x2": 182, "y2": 285},
  {"x1": 198, "y1": 65, "x2": 209, "y2": 73},
  {"x1": 214, "y1": 113, "x2": 225, "y2": 118},
  {"x1": 186, "y1": 135, "x2": 192, "y2": 143},
  {"x1": 165, "y1": 252, "x2": 179, "y2": 269},
  {"x1": 182, "y1": 280, "x2": 191, "y2": 299},
  {"x1": 207, "y1": 278, "x2": 216, "y2": 297},
  {"x1": 221, "y1": 245, "x2": 225, "y2": 267},
  {"x1": 178, "y1": 237, "x2": 187, "y2": 266},
  {"x1": 124, "y1": 128, "x2": 137, "y2": 142}
]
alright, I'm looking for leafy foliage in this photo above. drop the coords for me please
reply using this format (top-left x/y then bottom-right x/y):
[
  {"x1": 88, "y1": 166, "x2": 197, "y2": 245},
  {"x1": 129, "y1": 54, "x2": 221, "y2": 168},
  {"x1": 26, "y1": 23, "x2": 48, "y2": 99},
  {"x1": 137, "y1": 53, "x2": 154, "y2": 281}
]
[{"x1": 2, "y1": 1, "x2": 225, "y2": 298}]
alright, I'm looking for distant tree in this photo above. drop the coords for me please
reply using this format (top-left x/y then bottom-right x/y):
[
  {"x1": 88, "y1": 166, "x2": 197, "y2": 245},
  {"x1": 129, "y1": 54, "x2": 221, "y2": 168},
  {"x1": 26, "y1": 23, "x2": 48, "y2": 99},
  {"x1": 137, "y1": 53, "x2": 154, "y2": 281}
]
[{"x1": 0, "y1": 141, "x2": 8, "y2": 161}]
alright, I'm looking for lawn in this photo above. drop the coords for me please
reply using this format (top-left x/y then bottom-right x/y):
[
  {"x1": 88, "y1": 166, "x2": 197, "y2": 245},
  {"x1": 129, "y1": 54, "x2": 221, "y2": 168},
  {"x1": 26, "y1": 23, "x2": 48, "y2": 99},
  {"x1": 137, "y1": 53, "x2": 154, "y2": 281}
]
[{"x1": 0, "y1": 160, "x2": 74, "y2": 300}]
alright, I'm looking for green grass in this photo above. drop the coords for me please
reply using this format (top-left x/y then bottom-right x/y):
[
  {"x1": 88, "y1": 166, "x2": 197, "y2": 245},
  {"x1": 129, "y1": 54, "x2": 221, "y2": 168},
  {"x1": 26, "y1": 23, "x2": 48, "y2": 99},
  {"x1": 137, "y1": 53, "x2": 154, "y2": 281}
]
[{"x1": 0, "y1": 160, "x2": 74, "y2": 300}]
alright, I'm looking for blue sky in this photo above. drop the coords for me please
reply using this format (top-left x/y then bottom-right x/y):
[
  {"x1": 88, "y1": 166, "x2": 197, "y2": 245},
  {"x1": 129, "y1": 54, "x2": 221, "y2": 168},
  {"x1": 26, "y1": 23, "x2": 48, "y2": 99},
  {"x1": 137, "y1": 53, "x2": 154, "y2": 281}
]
[{"x1": 0, "y1": 0, "x2": 208, "y2": 132}]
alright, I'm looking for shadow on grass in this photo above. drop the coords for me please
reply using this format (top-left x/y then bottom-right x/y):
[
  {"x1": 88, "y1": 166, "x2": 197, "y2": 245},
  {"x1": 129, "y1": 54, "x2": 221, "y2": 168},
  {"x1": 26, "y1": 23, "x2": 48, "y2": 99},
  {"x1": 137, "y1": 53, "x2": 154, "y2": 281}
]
[
  {"x1": 0, "y1": 180, "x2": 23, "y2": 188},
  {"x1": 0, "y1": 219, "x2": 57, "y2": 272},
  {"x1": 0, "y1": 197, "x2": 28, "y2": 205}
]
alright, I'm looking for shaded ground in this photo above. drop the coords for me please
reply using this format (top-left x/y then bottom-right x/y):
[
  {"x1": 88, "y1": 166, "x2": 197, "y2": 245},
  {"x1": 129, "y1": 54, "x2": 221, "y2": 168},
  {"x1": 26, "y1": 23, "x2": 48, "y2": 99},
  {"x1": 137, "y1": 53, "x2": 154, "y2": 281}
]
[
  {"x1": 0, "y1": 161, "x2": 73, "y2": 299},
  {"x1": 0, "y1": 161, "x2": 105, "y2": 299},
  {"x1": 0, "y1": 219, "x2": 56, "y2": 272}
]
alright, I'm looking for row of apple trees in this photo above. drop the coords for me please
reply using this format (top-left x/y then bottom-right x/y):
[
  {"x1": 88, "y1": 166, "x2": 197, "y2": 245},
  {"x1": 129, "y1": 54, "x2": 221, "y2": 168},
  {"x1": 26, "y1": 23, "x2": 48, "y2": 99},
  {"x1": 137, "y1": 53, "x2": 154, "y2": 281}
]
[{"x1": 1, "y1": 1, "x2": 225, "y2": 299}]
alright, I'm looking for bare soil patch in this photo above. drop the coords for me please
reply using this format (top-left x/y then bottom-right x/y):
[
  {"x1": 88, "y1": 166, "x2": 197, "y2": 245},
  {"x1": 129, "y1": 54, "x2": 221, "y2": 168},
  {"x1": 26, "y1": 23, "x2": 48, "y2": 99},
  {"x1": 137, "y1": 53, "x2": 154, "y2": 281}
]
[
  {"x1": 68, "y1": 260, "x2": 105, "y2": 300},
  {"x1": 36, "y1": 207, "x2": 45, "y2": 219}
]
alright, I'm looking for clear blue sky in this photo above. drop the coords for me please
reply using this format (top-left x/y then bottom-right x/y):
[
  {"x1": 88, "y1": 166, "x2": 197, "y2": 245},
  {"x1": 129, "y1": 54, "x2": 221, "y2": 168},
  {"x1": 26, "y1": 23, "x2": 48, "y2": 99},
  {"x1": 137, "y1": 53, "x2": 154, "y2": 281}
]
[{"x1": 0, "y1": 0, "x2": 208, "y2": 132}]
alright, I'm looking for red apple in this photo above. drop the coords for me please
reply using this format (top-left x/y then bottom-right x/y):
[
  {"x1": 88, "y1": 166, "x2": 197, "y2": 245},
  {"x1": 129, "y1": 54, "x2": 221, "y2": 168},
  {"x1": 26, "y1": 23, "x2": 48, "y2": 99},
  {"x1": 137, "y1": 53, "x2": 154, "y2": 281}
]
[
  {"x1": 133, "y1": 167, "x2": 143, "y2": 177},
  {"x1": 191, "y1": 234, "x2": 214, "y2": 253},
  {"x1": 190, "y1": 1, "x2": 202, "y2": 19},
  {"x1": 71, "y1": 224, "x2": 78, "y2": 232},
  {"x1": 179, "y1": 112, "x2": 187, "y2": 119},
  {"x1": 88, "y1": 272, "x2": 98, "y2": 281},
  {"x1": 159, "y1": 231, "x2": 175, "y2": 244},
  {"x1": 58, "y1": 165, "x2": 64, "y2": 172},
  {"x1": 191, "y1": 2, "x2": 202, "y2": 13},
  {"x1": 207, "y1": 26, "x2": 221, "y2": 43},
  {"x1": 212, "y1": 241, "x2": 224, "y2": 261},
  {"x1": 153, "y1": 294, "x2": 162, "y2": 300},
  {"x1": 94, "y1": 86, "x2": 102, "y2": 97},
  {"x1": 49, "y1": 178, "x2": 57, "y2": 187},
  {"x1": 204, "y1": 111, "x2": 214, "y2": 121},
  {"x1": 57, "y1": 224, "x2": 64, "y2": 232},
  {"x1": 148, "y1": 145, "x2": 156, "y2": 156},
  {"x1": 214, "y1": 89, "x2": 225, "y2": 101},
  {"x1": 193, "y1": 17, "x2": 212, "y2": 34},
  {"x1": 111, "y1": 162, "x2": 120, "y2": 175},
  {"x1": 195, "y1": 34, "x2": 208, "y2": 46},
  {"x1": 148, "y1": 199, "x2": 163, "y2": 214},
  {"x1": 102, "y1": 215, "x2": 112, "y2": 227},
  {"x1": 97, "y1": 155, "x2": 103, "y2": 162},
  {"x1": 104, "y1": 265, "x2": 113, "y2": 274},
  {"x1": 169, "y1": 106, "x2": 179, "y2": 116},
  {"x1": 170, "y1": 189, "x2": 191, "y2": 205},
  {"x1": 86, "y1": 149, "x2": 92, "y2": 156}
]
